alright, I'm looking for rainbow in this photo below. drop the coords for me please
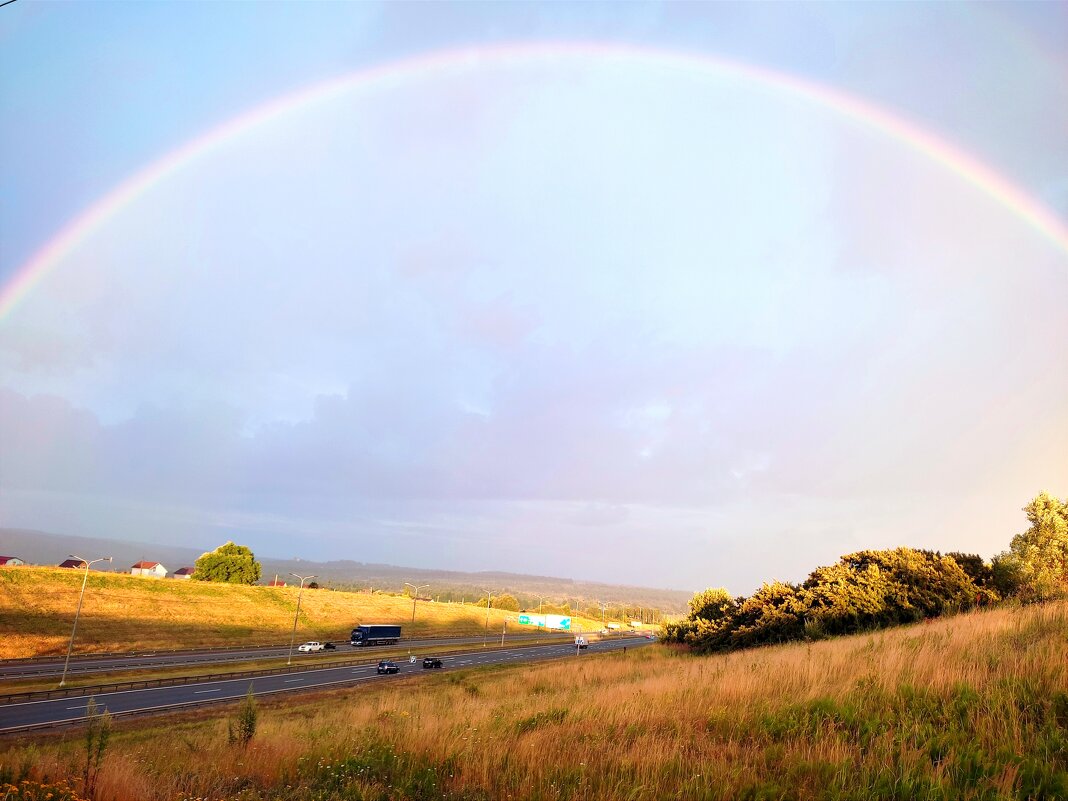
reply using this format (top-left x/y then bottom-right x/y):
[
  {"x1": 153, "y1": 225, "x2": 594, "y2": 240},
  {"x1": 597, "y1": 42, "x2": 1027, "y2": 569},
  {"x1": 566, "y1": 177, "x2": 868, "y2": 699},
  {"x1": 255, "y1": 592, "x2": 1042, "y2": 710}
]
[{"x1": 2, "y1": 41, "x2": 1065, "y2": 321}]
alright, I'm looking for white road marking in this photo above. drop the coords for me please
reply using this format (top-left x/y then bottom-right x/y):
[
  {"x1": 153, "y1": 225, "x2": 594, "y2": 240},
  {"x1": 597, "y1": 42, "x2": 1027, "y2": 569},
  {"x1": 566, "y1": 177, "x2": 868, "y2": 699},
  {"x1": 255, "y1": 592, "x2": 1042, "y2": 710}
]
[{"x1": 194, "y1": 688, "x2": 221, "y2": 694}]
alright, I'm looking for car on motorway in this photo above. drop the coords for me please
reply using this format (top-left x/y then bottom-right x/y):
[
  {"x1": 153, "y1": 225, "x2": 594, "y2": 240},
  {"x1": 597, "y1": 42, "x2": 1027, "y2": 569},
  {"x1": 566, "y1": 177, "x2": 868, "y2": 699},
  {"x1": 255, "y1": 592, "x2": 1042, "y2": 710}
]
[
  {"x1": 377, "y1": 660, "x2": 400, "y2": 674},
  {"x1": 422, "y1": 657, "x2": 443, "y2": 669},
  {"x1": 324, "y1": 642, "x2": 337, "y2": 650},
  {"x1": 297, "y1": 641, "x2": 325, "y2": 652}
]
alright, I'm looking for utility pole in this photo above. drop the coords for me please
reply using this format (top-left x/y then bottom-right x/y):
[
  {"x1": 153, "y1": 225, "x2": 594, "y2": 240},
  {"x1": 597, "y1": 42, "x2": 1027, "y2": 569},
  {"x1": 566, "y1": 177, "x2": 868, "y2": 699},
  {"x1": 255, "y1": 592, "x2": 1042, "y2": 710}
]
[
  {"x1": 404, "y1": 582, "x2": 429, "y2": 650},
  {"x1": 479, "y1": 588, "x2": 494, "y2": 647},
  {"x1": 286, "y1": 573, "x2": 317, "y2": 666},
  {"x1": 60, "y1": 555, "x2": 112, "y2": 687}
]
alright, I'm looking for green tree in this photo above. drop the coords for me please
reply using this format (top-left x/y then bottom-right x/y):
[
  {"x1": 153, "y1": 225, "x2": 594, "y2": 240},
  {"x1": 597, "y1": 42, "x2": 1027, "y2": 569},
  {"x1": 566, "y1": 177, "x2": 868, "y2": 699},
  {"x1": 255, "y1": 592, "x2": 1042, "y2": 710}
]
[
  {"x1": 991, "y1": 552, "x2": 1024, "y2": 598},
  {"x1": 493, "y1": 593, "x2": 520, "y2": 612},
  {"x1": 193, "y1": 541, "x2": 262, "y2": 584},
  {"x1": 687, "y1": 588, "x2": 737, "y2": 623},
  {"x1": 800, "y1": 548, "x2": 980, "y2": 634},
  {"x1": 1004, "y1": 491, "x2": 1068, "y2": 600},
  {"x1": 730, "y1": 581, "x2": 804, "y2": 647},
  {"x1": 946, "y1": 552, "x2": 995, "y2": 589},
  {"x1": 674, "y1": 588, "x2": 739, "y2": 651}
]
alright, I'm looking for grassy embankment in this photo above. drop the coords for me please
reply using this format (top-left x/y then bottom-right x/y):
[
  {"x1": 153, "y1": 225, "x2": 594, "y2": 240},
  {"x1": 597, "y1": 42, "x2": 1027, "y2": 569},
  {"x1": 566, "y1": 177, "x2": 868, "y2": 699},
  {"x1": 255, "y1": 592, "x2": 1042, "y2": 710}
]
[
  {"x1": 4, "y1": 601, "x2": 1065, "y2": 801},
  {"x1": 0, "y1": 567, "x2": 604, "y2": 660}
]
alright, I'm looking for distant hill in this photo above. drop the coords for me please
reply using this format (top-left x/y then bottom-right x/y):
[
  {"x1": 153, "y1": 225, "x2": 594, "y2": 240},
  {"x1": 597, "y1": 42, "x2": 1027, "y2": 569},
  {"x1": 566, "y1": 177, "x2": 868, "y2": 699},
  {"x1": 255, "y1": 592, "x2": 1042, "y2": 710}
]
[{"x1": 0, "y1": 528, "x2": 691, "y2": 614}]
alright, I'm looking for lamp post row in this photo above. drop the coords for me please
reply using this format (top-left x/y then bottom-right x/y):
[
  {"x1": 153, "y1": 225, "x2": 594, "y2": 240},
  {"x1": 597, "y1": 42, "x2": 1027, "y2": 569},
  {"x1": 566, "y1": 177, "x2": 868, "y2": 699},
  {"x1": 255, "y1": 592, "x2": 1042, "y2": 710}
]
[{"x1": 58, "y1": 563, "x2": 627, "y2": 688}]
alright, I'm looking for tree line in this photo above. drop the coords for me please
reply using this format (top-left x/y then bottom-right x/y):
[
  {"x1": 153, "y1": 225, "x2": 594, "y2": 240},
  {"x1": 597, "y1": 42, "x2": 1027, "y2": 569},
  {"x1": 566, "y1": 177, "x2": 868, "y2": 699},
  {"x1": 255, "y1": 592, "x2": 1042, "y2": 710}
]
[{"x1": 664, "y1": 491, "x2": 1067, "y2": 652}]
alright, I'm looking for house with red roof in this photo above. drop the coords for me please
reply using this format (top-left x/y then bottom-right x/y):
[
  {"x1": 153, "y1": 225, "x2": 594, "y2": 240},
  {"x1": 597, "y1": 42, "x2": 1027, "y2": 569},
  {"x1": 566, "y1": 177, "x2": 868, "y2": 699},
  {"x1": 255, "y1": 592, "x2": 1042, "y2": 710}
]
[
  {"x1": 131, "y1": 561, "x2": 168, "y2": 578},
  {"x1": 0, "y1": 556, "x2": 24, "y2": 566}
]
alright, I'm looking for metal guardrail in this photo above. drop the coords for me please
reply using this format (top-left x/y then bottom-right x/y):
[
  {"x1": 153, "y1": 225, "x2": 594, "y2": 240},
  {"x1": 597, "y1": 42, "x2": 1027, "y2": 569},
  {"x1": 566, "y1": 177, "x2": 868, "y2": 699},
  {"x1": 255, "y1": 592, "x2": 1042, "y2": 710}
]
[
  {"x1": 0, "y1": 630, "x2": 577, "y2": 666},
  {"x1": 0, "y1": 645, "x2": 301, "y2": 666},
  {"x1": 0, "y1": 656, "x2": 372, "y2": 704}
]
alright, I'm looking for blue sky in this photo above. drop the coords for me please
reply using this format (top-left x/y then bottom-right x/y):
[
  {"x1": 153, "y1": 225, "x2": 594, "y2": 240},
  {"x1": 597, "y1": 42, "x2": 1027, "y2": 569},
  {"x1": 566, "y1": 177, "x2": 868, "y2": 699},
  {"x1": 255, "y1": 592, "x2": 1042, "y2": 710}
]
[{"x1": 0, "y1": 3, "x2": 1065, "y2": 593}]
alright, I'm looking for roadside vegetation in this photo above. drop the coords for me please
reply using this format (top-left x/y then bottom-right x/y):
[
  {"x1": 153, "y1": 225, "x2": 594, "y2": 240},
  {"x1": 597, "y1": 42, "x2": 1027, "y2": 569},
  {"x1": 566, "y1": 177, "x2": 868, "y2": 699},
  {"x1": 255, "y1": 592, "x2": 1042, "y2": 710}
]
[
  {"x1": 664, "y1": 491, "x2": 1067, "y2": 653},
  {"x1": 0, "y1": 569, "x2": 605, "y2": 659},
  {"x1": 2, "y1": 600, "x2": 1065, "y2": 800}
]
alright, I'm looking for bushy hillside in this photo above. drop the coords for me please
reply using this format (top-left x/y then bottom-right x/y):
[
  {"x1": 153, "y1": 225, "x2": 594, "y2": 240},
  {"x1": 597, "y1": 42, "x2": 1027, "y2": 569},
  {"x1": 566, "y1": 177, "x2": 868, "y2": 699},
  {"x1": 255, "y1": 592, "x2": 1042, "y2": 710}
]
[{"x1": 665, "y1": 493, "x2": 1067, "y2": 653}]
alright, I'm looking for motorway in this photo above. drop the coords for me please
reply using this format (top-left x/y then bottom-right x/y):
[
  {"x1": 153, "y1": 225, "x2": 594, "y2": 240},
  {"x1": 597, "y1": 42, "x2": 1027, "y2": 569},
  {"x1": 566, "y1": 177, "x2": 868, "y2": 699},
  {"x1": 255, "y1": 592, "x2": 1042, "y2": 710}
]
[
  {"x1": 0, "y1": 633, "x2": 575, "y2": 680},
  {"x1": 0, "y1": 637, "x2": 651, "y2": 733}
]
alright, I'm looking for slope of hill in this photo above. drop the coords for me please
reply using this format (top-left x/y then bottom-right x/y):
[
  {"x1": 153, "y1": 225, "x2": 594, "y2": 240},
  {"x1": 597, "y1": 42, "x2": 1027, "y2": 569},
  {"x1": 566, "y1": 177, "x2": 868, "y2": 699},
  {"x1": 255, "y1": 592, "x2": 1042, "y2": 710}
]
[
  {"x1": 0, "y1": 565, "x2": 609, "y2": 659},
  {"x1": 0, "y1": 528, "x2": 691, "y2": 614}
]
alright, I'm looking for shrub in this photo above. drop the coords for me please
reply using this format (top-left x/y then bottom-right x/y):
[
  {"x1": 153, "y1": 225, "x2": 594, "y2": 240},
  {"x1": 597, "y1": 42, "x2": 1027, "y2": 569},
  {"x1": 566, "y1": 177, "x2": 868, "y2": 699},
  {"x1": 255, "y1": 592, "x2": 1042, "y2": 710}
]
[{"x1": 227, "y1": 686, "x2": 258, "y2": 748}]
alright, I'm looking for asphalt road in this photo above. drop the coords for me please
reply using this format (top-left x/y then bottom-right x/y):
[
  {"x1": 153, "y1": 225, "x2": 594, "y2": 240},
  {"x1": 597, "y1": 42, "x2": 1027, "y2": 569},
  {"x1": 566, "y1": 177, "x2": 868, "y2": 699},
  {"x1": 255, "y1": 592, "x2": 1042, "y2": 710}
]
[
  {"x1": 0, "y1": 633, "x2": 576, "y2": 680},
  {"x1": 0, "y1": 637, "x2": 651, "y2": 732}
]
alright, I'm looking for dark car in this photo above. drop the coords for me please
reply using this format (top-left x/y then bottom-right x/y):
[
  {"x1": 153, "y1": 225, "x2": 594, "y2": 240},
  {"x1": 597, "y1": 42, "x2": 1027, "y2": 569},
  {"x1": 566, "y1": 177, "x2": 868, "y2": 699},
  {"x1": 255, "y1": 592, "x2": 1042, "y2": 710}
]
[
  {"x1": 377, "y1": 660, "x2": 399, "y2": 674},
  {"x1": 324, "y1": 642, "x2": 337, "y2": 650},
  {"x1": 422, "y1": 657, "x2": 443, "y2": 669}
]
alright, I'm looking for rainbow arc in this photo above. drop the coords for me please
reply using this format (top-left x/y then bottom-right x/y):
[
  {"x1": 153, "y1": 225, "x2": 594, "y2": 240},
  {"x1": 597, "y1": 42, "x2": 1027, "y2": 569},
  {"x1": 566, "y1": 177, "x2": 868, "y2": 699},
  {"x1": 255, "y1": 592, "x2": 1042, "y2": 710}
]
[{"x1": 2, "y1": 42, "x2": 1065, "y2": 321}]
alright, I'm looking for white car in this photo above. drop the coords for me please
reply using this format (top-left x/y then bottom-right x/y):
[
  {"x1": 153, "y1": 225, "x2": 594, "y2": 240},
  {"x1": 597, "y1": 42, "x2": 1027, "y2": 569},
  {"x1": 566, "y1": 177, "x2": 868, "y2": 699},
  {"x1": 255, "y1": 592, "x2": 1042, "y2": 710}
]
[{"x1": 297, "y1": 641, "x2": 324, "y2": 652}]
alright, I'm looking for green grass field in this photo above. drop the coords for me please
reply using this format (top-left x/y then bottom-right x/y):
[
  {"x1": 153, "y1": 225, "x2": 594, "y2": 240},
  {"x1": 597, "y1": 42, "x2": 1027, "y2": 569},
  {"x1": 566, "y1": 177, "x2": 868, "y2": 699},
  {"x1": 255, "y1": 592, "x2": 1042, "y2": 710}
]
[
  {"x1": 3, "y1": 600, "x2": 1065, "y2": 800},
  {"x1": 0, "y1": 566, "x2": 607, "y2": 659}
]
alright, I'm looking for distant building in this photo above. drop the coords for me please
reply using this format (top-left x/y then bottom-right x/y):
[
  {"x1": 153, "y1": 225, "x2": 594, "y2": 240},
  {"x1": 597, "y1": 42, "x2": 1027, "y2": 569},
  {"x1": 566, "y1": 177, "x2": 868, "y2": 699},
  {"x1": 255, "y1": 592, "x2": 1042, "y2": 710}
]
[
  {"x1": 0, "y1": 556, "x2": 24, "y2": 566},
  {"x1": 130, "y1": 561, "x2": 168, "y2": 578},
  {"x1": 58, "y1": 558, "x2": 88, "y2": 569},
  {"x1": 173, "y1": 567, "x2": 195, "y2": 580},
  {"x1": 266, "y1": 577, "x2": 287, "y2": 587}
]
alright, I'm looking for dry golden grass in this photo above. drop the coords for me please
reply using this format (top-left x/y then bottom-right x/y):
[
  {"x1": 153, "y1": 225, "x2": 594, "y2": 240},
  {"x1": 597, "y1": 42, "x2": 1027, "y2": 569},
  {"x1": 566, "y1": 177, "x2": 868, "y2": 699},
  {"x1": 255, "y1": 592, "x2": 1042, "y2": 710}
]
[
  {"x1": 4, "y1": 601, "x2": 1065, "y2": 800},
  {"x1": 0, "y1": 566, "x2": 602, "y2": 659}
]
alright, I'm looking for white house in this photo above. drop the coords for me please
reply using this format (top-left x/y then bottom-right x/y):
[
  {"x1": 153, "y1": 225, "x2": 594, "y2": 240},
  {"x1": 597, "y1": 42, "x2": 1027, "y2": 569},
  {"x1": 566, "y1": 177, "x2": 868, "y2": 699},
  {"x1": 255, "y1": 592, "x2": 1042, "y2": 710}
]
[
  {"x1": 172, "y1": 567, "x2": 195, "y2": 580},
  {"x1": 0, "y1": 556, "x2": 24, "y2": 566},
  {"x1": 131, "y1": 560, "x2": 168, "y2": 578}
]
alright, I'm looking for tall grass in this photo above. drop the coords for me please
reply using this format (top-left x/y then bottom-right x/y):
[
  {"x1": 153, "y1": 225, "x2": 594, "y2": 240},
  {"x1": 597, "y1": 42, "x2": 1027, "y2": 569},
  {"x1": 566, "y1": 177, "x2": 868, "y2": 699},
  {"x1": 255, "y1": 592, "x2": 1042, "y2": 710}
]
[
  {"x1": 0, "y1": 567, "x2": 601, "y2": 658},
  {"x1": 4, "y1": 601, "x2": 1065, "y2": 800}
]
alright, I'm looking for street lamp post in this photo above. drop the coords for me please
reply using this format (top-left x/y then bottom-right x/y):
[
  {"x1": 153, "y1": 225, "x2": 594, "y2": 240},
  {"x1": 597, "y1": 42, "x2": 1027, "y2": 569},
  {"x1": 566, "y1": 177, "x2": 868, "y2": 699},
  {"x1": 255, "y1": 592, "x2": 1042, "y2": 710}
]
[
  {"x1": 60, "y1": 555, "x2": 112, "y2": 687},
  {"x1": 479, "y1": 588, "x2": 494, "y2": 647},
  {"x1": 286, "y1": 573, "x2": 317, "y2": 666},
  {"x1": 404, "y1": 582, "x2": 429, "y2": 649}
]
